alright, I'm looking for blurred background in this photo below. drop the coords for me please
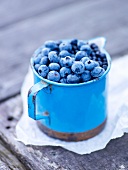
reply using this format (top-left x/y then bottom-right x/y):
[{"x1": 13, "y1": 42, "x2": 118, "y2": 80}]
[{"x1": 0, "y1": 0, "x2": 128, "y2": 102}]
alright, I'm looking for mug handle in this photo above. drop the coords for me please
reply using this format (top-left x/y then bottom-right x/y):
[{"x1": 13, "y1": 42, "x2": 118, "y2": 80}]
[{"x1": 28, "y1": 81, "x2": 49, "y2": 120}]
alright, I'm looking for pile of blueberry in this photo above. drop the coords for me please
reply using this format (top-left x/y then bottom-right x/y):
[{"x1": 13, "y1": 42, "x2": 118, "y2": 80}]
[{"x1": 33, "y1": 39, "x2": 108, "y2": 84}]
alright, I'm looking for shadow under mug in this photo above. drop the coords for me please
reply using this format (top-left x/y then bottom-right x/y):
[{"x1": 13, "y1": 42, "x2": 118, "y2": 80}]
[{"x1": 28, "y1": 38, "x2": 111, "y2": 141}]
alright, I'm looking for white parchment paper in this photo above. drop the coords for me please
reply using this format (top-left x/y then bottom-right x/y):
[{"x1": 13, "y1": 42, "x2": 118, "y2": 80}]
[{"x1": 16, "y1": 39, "x2": 128, "y2": 154}]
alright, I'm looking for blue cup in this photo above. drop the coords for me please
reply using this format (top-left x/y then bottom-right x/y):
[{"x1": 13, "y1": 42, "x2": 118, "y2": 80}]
[{"x1": 28, "y1": 38, "x2": 111, "y2": 141}]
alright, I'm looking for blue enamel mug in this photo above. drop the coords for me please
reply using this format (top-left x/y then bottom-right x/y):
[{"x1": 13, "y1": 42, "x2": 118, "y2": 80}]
[{"x1": 28, "y1": 38, "x2": 111, "y2": 141}]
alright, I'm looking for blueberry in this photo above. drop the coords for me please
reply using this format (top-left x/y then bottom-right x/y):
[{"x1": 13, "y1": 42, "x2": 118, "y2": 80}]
[
  {"x1": 71, "y1": 50, "x2": 75, "y2": 55},
  {"x1": 34, "y1": 48, "x2": 42, "y2": 56},
  {"x1": 81, "y1": 70, "x2": 91, "y2": 82},
  {"x1": 71, "y1": 61, "x2": 85, "y2": 74},
  {"x1": 60, "y1": 78, "x2": 67, "y2": 84},
  {"x1": 72, "y1": 45, "x2": 78, "y2": 50},
  {"x1": 75, "y1": 51, "x2": 87, "y2": 61},
  {"x1": 90, "y1": 43, "x2": 98, "y2": 49},
  {"x1": 59, "y1": 42, "x2": 72, "y2": 52},
  {"x1": 91, "y1": 66, "x2": 105, "y2": 78},
  {"x1": 55, "y1": 40, "x2": 62, "y2": 46},
  {"x1": 95, "y1": 51, "x2": 101, "y2": 57},
  {"x1": 70, "y1": 39, "x2": 78, "y2": 46},
  {"x1": 67, "y1": 74, "x2": 80, "y2": 84},
  {"x1": 34, "y1": 64, "x2": 40, "y2": 71},
  {"x1": 93, "y1": 47, "x2": 99, "y2": 52},
  {"x1": 89, "y1": 56, "x2": 93, "y2": 60},
  {"x1": 75, "y1": 50, "x2": 79, "y2": 53},
  {"x1": 48, "y1": 51, "x2": 60, "y2": 63},
  {"x1": 103, "y1": 58, "x2": 107, "y2": 62},
  {"x1": 94, "y1": 61, "x2": 100, "y2": 67},
  {"x1": 59, "y1": 50, "x2": 71, "y2": 58},
  {"x1": 102, "y1": 65, "x2": 108, "y2": 70},
  {"x1": 60, "y1": 56, "x2": 74, "y2": 67},
  {"x1": 47, "y1": 71, "x2": 60, "y2": 82},
  {"x1": 102, "y1": 61, "x2": 108, "y2": 65},
  {"x1": 77, "y1": 40, "x2": 86, "y2": 49},
  {"x1": 60, "y1": 67, "x2": 71, "y2": 77},
  {"x1": 52, "y1": 49, "x2": 59, "y2": 55},
  {"x1": 49, "y1": 63, "x2": 60, "y2": 71},
  {"x1": 72, "y1": 45, "x2": 78, "y2": 53},
  {"x1": 98, "y1": 61, "x2": 103, "y2": 66},
  {"x1": 71, "y1": 54, "x2": 75, "y2": 58},
  {"x1": 85, "y1": 60, "x2": 98, "y2": 71},
  {"x1": 33, "y1": 54, "x2": 42, "y2": 64},
  {"x1": 40, "y1": 56, "x2": 49, "y2": 65},
  {"x1": 59, "y1": 58, "x2": 64, "y2": 66},
  {"x1": 80, "y1": 45, "x2": 92, "y2": 55},
  {"x1": 90, "y1": 51, "x2": 95, "y2": 57},
  {"x1": 81, "y1": 57, "x2": 90, "y2": 64},
  {"x1": 97, "y1": 57, "x2": 102, "y2": 61},
  {"x1": 41, "y1": 48, "x2": 50, "y2": 56},
  {"x1": 44, "y1": 40, "x2": 58, "y2": 50},
  {"x1": 92, "y1": 56, "x2": 97, "y2": 61},
  {"x1": 100, "y1": 53, "x2": 106, "y2": 58},
  {"x1": 38, "y1": 65, "x2": 49, "y2": 78}
]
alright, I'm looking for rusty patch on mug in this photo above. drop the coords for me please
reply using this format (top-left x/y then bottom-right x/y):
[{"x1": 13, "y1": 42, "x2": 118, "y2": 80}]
[
  {"x1": 42, "y1": 84, "x2": 53, "y2": 94},
  {"x1": 32, "y1": 92, "x2": 38, "y2": 104},
  {"x1": 28, "y1": 88, "x2": 32, "y2": 96},
  {"x1": 49, "y1": 84, "x2": 53, "y2": 93},
  {"x1": 37, "y1": 118, "x2": 107, "y2": 141},
  {"x1": 43, "y1": 111, "x2": 49, "y2": 116}
]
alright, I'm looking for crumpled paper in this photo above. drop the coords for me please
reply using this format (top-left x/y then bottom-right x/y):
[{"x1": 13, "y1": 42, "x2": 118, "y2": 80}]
[{"x1": 16, "y1": 38, "x2": 128, "y2": 155}]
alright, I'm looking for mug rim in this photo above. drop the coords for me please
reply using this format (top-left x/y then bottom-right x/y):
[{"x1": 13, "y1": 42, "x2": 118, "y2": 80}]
[{"x1": 31, "y1": 43, "x2": 111, "y2": 87}]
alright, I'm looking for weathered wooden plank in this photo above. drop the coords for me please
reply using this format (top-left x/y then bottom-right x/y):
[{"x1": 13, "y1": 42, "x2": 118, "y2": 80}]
[
  {"x1": 0, "y1": 140, "x2": 26, "y2": 170},
  {"x1": 0, "y1": 96, "x2": 128, "y2": 170},
  {"x1": 0, "y1": 0, "x2": 77, "y2": 28},
  {"x1": 0, "y1": 160, "x2": 10, "y2": 170},
  {"x1": 0, "y1": 0, "x2": 128, "y2": 102}
]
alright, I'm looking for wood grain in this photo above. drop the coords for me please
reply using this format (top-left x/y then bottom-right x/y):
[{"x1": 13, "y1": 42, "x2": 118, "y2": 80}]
[
  {"x1": 0, "y1": 96, "x2": 128, "y2": 170},
  {"x1": 0, "y1": 0, "x2": 128, "y2": 101},
  {"x1": 0, "y1": 0, "x2": 77, "y2": 28},
  {"x1": 0, "y1": 140, "x2": 26, "y2": 170}
]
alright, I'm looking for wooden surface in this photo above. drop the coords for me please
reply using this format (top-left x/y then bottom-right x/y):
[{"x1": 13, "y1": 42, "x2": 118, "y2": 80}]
[
  {"x1": 0, "y1": 95, "x2": 128, "y2": 170},
  {"x1": 0, "y1": 140, "x2": 25, "y2": 170},
  {"x1": 0, "y1": 0, "x2": 128, "y2": 102},
  {"x1": 0, "y1": 0, "x2": 77, "y2": 29},
  {"x1": 0, "y1": 0, "x2": 128, "y2": 169}
]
